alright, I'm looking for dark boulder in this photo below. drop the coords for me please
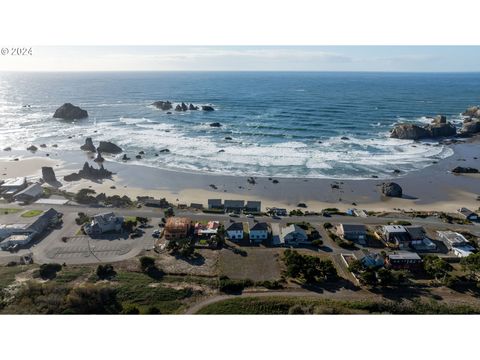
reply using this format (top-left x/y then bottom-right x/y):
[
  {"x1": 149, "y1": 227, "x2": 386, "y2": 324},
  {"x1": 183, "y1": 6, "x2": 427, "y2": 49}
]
[
  {"x1": 52, "y1": 144, "x2": 58, "y2": 148},
  {"x1": 152, "y1": 101, "x2": 173, "y2": 111},
  {"x1": 27, "y1": 145, "x2": 38, "y2": 152},
  {"x1": 432, "y1": 115, "x2": 447, "y2": 124},
  {"x1": 159, "y1": 149, "x2": 170, "y2": 153},
  {"x1": 94, "y1": 151, "x2": 105, "y2": 163},
  {"x1": 3, "y1": 147, "x2": 11, "y2": 151},
  {"x1": 340, "y1": 136, "x2": 350, "y2": 140},
  {"x1": 426, "y1": 122, "x2": 456, "y2": 138},
  {"x1": 390, "y1": 124, "x2": 431, "y2": 140},
  {"x1": 181, "y1": 102, "x2": 188, "y2": 111},
  {"x1": 224, "y1": 136, "x2": 232, "y2": 140},
  {"x1": 202, "y1": 105, "x2": 215, "y2": 111},
  {"x1": 122, "y1": 154, "x2": 130, "y2": 161},
  {"x1": 139, "y1": 151, "x2": 145, "y2": 155},
  {"x1": 382, "y1": 182, "x2": 403, "y2": 198},
  {"x1": 189, "y1": 104, "x2": 199, "y2": 110},
  {"x1": 80, "y1": 137, "x2": 96, "y2": 152},
  {"x1": 64, "y1": 173, "x2": 81, "y2": 182},
  {"x1": 452, "y1": 166, "x2": 479, "y2": 174},
  {"x1": 53, "y1": 103, "x2": 88, "y2": 120},
  {"x1": 247, "y1": 177, "x2": 256, "y2": 185},
  {"x1": 42, "y1": 167, "x2": 57, "y2": 183},
  {"x1": 97, "y1": 141, "x2": 122, "y2": 154},
  {"x1": 40, "y1": 144, "x2": 47, "y2": 148},
  {"x1": 136, "y1": 155, "x2": 142, "y2": 159},
  {"x1": 297, "y1": 203, "x2": 307, "y2": 208},
  {"x1": 175, "y1": 104, "x2": 183, "y2": 111},
  {"x1": 210, "y1": 122, "x2": 222, "y2": 127},
  {"x1": 64, "y1": 162, "x2": 112, "y2": 182}
]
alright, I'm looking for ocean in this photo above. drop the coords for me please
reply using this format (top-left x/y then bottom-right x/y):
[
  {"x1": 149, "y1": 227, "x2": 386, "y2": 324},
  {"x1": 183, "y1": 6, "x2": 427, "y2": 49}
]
[{"x1": 1, "y1": 71, "x2": 479, "y2": 179}]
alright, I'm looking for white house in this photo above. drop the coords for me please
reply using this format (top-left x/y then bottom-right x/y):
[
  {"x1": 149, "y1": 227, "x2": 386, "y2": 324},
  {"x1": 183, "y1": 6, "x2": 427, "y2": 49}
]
[
  {"x1": 249, "y1": 222, "x2": 269, "y2": 243},
  {"x1": 280, "y1": 224, "x2": 309, "y2": 246},
  {"x1": 226, "y1": 222, "x2": 244, "y2": 241},
  {"x1": 84, "y1": 212, "x2": 124, "y2": 235},
  {"x1": 0, "y1": 177, "x2": 27, "y2": 198}
]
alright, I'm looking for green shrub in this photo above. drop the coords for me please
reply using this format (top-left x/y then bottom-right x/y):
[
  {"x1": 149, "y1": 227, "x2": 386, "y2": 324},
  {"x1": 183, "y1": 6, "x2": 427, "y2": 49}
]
[
  {"x1": 219, "y1": 276, "x2": 253, "y2": 294},
  {"x1": 39, "y1": 263, "x2": 62, "y2": 279}
]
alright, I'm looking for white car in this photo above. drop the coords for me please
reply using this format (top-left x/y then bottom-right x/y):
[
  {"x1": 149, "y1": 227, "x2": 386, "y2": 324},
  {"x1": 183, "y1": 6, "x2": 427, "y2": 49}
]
[{"x1": 246, "y1": 214, "x2": 254, "y2": 218}]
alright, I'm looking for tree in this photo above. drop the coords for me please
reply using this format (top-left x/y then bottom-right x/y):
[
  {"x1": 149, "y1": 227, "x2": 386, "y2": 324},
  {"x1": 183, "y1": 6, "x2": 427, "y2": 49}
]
[
  {"x1": 39, "y1": 263, "x2": 62, "y2": 279},
  {"x1": 423, "y1": 255, "x2": 453, "y2": 282},
  {"x1": 460, "y1": 252, "x2": 480, "y2": 282},
  {"x1": 348, "y1": 259, "x2": 364, "y2": 274},
  {"x1": 377, "y1": 268, "x2": 394, "y2": 287},
  {"x1": 283, "y1": 250, "x2": 337, "y2": 283},
  {"x1": 74, "y1": 188, "x2": 97, "y2": 204},
  {"x1": 139, "y1": 256, "x2": 155, "y2": 272},
  {"x1": 359, "y1": 269, "x2": 377, "y2": 286},
  {"x1": 96, "y1": 264, "x2": 116, "y2": 280}
]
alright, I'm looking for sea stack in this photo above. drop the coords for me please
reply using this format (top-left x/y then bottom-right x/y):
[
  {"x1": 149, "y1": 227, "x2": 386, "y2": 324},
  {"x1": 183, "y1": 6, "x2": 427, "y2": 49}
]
[
  {"x1": 42, "y1": 166, "x2": 57, "y2": 183},
  {"x1": 53, "y1": 103, "x2": 88, "y2": 120},
  {"x1": 80, "y1": 137, "x2": 96, "y2": 152},
  {"x1": 382, "y1": 182, "x2": 403, "y2": 198},
  {"x1": 97, "y1": 141, "x2": 122, "y2": 154}
]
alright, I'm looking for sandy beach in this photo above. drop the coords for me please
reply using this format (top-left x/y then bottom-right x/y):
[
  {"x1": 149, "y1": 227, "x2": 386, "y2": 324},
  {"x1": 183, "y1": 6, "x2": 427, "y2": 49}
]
[{"x1": 1, "y1": 138, "x2": 479, "y2": 213}]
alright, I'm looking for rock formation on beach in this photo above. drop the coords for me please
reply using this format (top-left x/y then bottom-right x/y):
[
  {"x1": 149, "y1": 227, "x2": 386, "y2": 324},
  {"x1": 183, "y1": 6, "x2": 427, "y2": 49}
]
[
  {"x1": 463, "y1": 106, "x2": 480, "y2": 118},
  {"x1": 210, "y1": 122, "x2": 222, "y2": 127},
  {"x1": 382, "y1": 182, "x2": 403, "y2": 198},
  {"x1": 202, "y1": 105, "x2": 215, "y2": 111},
  {"x1": 27, "y1": 145, "x2": 38, "y2": 152},
  {"x1": 452, "y1": 166, "x2": 479, "y2": 174},
  {"x1": 3, "y1": 147, "x2": 11, "y2": 151},
  {"x1": 94, "y1": 151, "x2": 105, "y2": 163},
  {"x1": 460, "y1": 119, "x2": 480, "y2": 136},
  {"x1": 53, "y1": 103, "x2": 88, "y2": 120},
  {"x1": 390, "y1": 115, "x2": 456, "y2": 140},
  {"x1": 175, "y1": 103, "x2": 189, "y2": 111},
  {"x1": 152, "y1": 101, "x2": 173, "y2": 111},
  {"x1": 97, "y1": 141, "x2": 122, "y2": 154},
  {"x1": 80, "y1": 137, "x2": 96, "y2": 152},
  {"x1": 42, "y1": 166, "x2": 57, "y2": 183},
  {"x1": 189, "y1": 104, "x2": 199, "y2": 110},
  {"x1": 63, "y1": 162, "x2": 112, "y2": 182}
]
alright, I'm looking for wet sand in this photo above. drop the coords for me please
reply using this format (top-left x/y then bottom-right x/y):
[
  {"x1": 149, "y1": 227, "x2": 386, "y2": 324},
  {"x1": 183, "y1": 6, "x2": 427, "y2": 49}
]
[{"x1": 1, "y1": 139, "x2": 479, "y2": 213}]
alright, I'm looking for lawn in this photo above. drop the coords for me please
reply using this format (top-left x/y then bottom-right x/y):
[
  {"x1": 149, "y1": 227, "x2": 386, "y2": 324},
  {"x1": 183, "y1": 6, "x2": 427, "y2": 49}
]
[
  {"x1": 0, "y1": 208, "x2": 21, "y2": 215},
  {"x1": 20, "y1": 209, "x2": 43, "y2": 218},
  {"x1": 218, "y1": 247, "x2": 283, "y2": 282},
  {"x1": 196, "y1": 296, "x2": 480, "y2": 315}
]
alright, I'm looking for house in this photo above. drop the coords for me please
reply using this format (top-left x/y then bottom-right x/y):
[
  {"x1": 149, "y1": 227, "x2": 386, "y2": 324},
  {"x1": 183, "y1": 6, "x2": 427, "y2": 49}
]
[
  {"x1": 437, "y1": 231, "x2": 475, "y2": 258},
  {"x1": 84, "y1": 212, "x2": 124, "y2": 235},
  {"x1": 386, "y1": 252, "x2": 422, "y2": 270},
  {"x1": 245, "y1": 200, "x2": 261, "y2": 213},
  {"x1": 381, "y1": 225, "x2": 410, "y2": 248},
  {"x1": 13, "y1": 183, "x2": 43, "y2": 203},
  {"x1": 361, "y1": 253, "x2": 385, "y2": 269},
  {"x1": 164, "y1": 217, "x2": 191, "y2": 241},
  {"x1": 224, "y1": 200, "x2": 245, "y2": 213},
  {"x1": 249, "y1": 222, "x2": 269, "y2": 243},
  {"x1": 208, "y1": 199, "x2": 223, "y2": 210},
  {"x1": 190, "y1": 203, "x2": 203, "y2": 210},
  {"x1": 437, "y1": 231, "x2": 470, "y2": 249},
  {"x1": 0, "y1": 234, "x2": 33, "y2": 251},
  {"x1": 143, "y1": 198, "x2": 169, "y2": 208},
  {"x1": 280, "y1": 224, "x2": 309, "y2": 246},
  {"x1": 0, "y1": 177, "x2": 27, "y2": 199},
  {"x1": 404, "y1": 226, "x2": 426, "y2": 245},
  {"x1": 338, "y1": 224, "x2": 367, "y2": 243},
  {"x1": 226, "y1": 222, "x2": 244, "y2": 241},
  {"x1": 0, "y1": 208, "x2": 60, "y2": 244},
  {"x1": 194, "y1": 221, "x2": 219, "y2": 237},
  {"x1": 457, "y1": 207, "x2": 478, "y2": 221}
]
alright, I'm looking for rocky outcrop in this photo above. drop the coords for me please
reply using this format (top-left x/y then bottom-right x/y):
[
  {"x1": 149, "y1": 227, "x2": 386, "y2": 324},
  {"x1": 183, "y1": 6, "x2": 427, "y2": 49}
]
[
  {"x1": 64, "y1": 162, "x2": 112, "y2": 182},
  {"x1": 202, "y1": 105, "x2": 215, "y2": 111},
  {"x1": 460, "y1": 119, "x2": 480, "y2": 136},
  {"x1": 462, "y1": 106, "x2": 480, "y2": 118},
  {"x1": 94, "y1": 151, "x2": 105, "y2": 163},
  {"x1": 210, "y1": 122, "x2": 222, "y2": 127},
  {"x1": 390, "y1": 124, "x2": 431, "y2": 140},
  {"x1": 97, "y1": 141, "x2": 122, "y2": 154},
  {"x1": 3, "y1": 147, "x2": 11, "y2": 151},
  {"x1": 80, "y1": 137, "x2": 96, "y2": 152},
  {"x1": 42, "y1": 167, "x2": 57, "y2": 183},
  {"x1": 122, "y1": 154, "x2": 130, "y2": 161},
  {"x1": 27, "y1": 145, "x2": 38, "y2": 152},
  {"x1": 452, "y1": 166, "x2": 479, "y2": 174},
  {"x1": 382, "y1": 182, "x2": 402, "y2": 198},
  {"x1": 189, "y1": 104, "x2": 199, "y2": 110},
  {"x1": 391, "y1": 116, "x2": 456, "y2": 140},
  {"x1": 152, "y1": 101, "x2": 173, "y2": 111},
  {"x1": 53, "y1": 103, "x2": 88, "y2": 120}
]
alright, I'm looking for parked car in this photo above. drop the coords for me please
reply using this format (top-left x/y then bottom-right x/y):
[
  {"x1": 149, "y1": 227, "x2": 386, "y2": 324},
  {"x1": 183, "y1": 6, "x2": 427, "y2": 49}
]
[
  {"x1": 229, "y1": 213, "x2": 239, "y2": 217},
  {"x1": 152, "y1": 230, "x2": 161, "y2": 238},
  {"x1": 246, "y1": 214, "x2": 254, "y2": 218}
]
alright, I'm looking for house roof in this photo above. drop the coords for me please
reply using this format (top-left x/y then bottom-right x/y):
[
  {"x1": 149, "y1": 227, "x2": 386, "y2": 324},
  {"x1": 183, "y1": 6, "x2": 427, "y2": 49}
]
[
  {"x1": 92, "y1": 212, "x2": 119, "y2": 225},
  {"x1": 246, "y1": 200, "x2": 261, "y2": 208},
  {"x1": 388, "y1": 252, "x2": 421, "y2": 261},
  {"x1": 405, "y1": 226, "x2": 425, "y2": 239},
  {"x1": 458, "y1": 207, "x2": 477, "y2": 218},
  {"x1": 224, "y1": 200, "x2": 245, "y2": 208},
  {"x1": 1, "y1": 177, "x2": 26, "y2": 188},
  {"x1": 227, "y1": 222, "x2": 244, "y2": 231},
  {"x1": 165, "y1": 217, "x2": 191, "y2": 232},
  {"x1": 437, "y1": 231, "x2": 469, "y2": 246},
  {"x1": 250, "y1": 222, "x2": 269, "y2": 231},
  {"x1": 208, "y1": 199, "x2": 222, "y2": 205},
  {"x1": 14, "y1": 183, "x2": 43, "y2": 198},
  {"x1": 28, "y1": 208, "x2": 59, "y2": 233},
  {"x1": 340, "y1": 224, "x2": 366, "y2": 233},
  {"x1": 383, "y1": 225, "x2": 407, "y2": 233}
]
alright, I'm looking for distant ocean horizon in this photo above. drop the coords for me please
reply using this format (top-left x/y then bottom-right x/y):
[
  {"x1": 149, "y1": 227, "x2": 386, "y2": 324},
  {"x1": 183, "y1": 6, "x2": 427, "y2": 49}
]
[{"x1": 1, "y1": 71, "x2": 479, "y2": 179}]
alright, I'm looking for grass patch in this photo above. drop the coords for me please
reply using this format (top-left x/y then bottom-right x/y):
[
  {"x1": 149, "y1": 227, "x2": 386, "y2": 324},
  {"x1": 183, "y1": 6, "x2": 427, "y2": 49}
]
[
  {"x1": 196, "y1": 296, "x2": 480, "y2": 315},
  {"x1": 0, "y1": 208, "x2": 21, "y2": 215},
  {"x1": 53, "y1": 267, "x2": 93, "y2": 284},
  {"x1": 20, "y1": 210, "x2": 43, "y2": 218},
  {"x1": 114, "y1": 271, "x2": 198, "y2": 314},
  {"x1": 0, "y1": 265, "x2": 36, "y2": 291}
]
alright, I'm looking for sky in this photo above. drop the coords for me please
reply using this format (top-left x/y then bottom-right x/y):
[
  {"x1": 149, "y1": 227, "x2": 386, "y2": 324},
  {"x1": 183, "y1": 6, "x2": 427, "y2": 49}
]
[{"x1": 1, "y1": 46, "x2": 480, "y2": 72}]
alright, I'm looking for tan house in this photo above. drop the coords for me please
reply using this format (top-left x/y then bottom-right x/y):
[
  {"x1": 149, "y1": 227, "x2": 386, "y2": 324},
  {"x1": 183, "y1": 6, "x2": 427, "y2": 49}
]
[{"x1": 164, "y1": 217, "x2": 191, "y2": 240}]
